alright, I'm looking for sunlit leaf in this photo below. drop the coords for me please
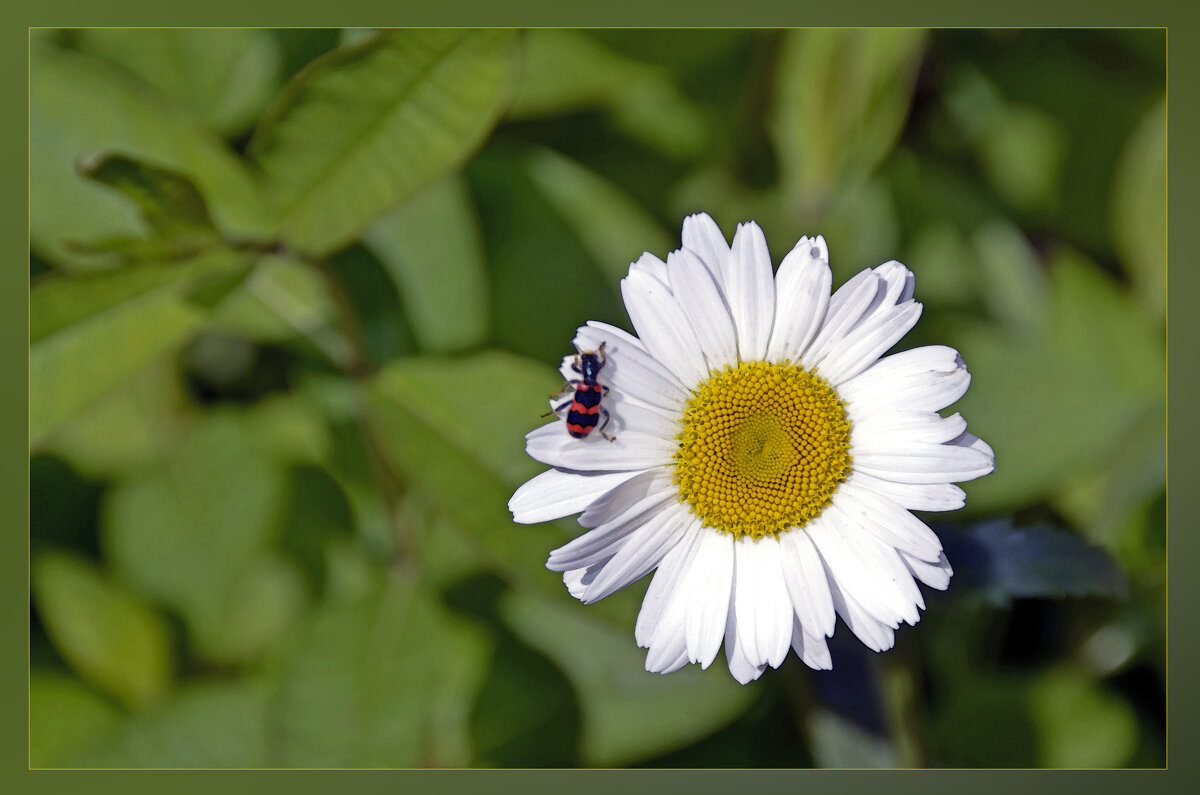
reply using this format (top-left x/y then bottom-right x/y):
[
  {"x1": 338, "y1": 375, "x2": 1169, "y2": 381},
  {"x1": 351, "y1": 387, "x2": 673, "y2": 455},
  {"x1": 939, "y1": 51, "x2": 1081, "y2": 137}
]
[
  {"x1": 1109, "y1": 94, "x2": 1166, "y2": 322},
  {"x1": 32, "y1": 551, "x2": 173, "y2": 711},
  {"x1": 525, "y1": 147, "x2": 673, "y2": 288},
  {"x1": 510, "y1": 29, "x2": 708, "y2": 158},
  {"x1": 971, "y1": 220, "x2": 1048, "y2": 336},
  {"x1": 30, "y1": 44, "x2": 267, "y2": 268},
  {"x1": 1030, "y1": 667, "x2": 1137, "y2": 768},
  {"x1": 249, "y1": 29, "x2": 517, "y2": 255},
  {"x1": 30, "y1": 251, "x2": 245, "y2": 449},
  {"x1": 29, "y1": 673, "x2": 120, "y2": 768},
  {"x1": 272, "y1": 571, "x2": 488, "y2": 767},
  {"x1": 941, "y1": 520, "x2": 1126, "y2": 607},
  {"x1": 769, "y1": 29, "x2": 926, "y2": 213},
  {"x1": 75, "y1": 28, "x2": 283, "y2": 136},
  {"x1": 362, "y1": 174, "x2": 490, "y2": 353},
  {"x1": 500, "y1": 589, "x2": 756, "y2": 767}
]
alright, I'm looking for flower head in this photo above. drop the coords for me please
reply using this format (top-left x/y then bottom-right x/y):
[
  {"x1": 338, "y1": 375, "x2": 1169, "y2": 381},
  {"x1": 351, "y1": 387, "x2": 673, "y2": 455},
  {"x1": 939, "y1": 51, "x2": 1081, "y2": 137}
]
[{"x1": 509, "y1": 214, "x2": 994, "y2": 683}]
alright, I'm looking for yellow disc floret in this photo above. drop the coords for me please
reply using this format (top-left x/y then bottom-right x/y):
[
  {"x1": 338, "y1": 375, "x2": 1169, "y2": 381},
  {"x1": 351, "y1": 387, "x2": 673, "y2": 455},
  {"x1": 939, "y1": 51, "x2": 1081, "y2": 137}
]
[{"x1": 673, "y1": 361, "x2": 852, "y2": 540}]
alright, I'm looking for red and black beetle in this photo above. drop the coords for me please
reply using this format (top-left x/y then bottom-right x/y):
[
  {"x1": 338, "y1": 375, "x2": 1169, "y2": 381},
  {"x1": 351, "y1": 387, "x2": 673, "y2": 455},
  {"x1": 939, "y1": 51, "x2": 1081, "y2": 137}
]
[{"x1": 545, "y1": 341, "x2": 615, "y2": 442}]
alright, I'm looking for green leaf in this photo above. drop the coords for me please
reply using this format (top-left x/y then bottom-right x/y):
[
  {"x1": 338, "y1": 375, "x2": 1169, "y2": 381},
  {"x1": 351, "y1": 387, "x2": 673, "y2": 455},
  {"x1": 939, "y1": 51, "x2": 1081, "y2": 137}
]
[
  {"x1": 941, "y1": 520, "x2": 1126, "y2": 607},
  {"x1": 249, "y1": 29, "x2": 517, "y2": 255},
  {"x1": 102, "y1": 410, "x2": 298, "y2": 665},
  {"x1": 524, "y1": 147, "x2": 674, "y2": 288},
  {"x1": 30, "y1": 44, "x2": 267, "y2": 268},
  {"x1": 30, "y1": 251, "x2": 244, "y2": 449},
  {"x1": 32, "y1": 551, "x2": 173, "y2": 711},
  {"x1": 1030, "y1": 667, "x2": 1137, "y2": 768},
  {"x1": 955, "y1": 247, "x2": 1164, "y2": 512},
  {"x1": 500, "y1": 589, "x2": 756, "y2": 767},
  {"x1": 977, "y1": 104, "x2": 1068, "y2": 212},
  {"x1": 68, "y1": 679, "x2": 274, "y2": 768},
  {"x1": 769, "y1": 29, "x2": 927, "y2": 212},
  {"x1": 29, "y1": 673, "x2": 120, "y2": 768},
  {"x1": 509, "y1": 30, "x2": 708, "y2": 158},
  {"x1": 273, "y1": 572, "x2": 488, "y2": 767},
  {"x1": 75, "y1": 28, "x2": 283, "y2": 136},
  {"x1": 1109, "y1": 94, "x2": 1166, "y2": 322},
  {"x1": 971, "y1": 220, "x2": 1049, "y2": 336},
  {"x1": 807, "y1": 709, "x2": 902, "y2": 769},
  {"x1": 77, "y1": 153, "x2": 217, "y2": 238},
  {"x1": 362, "y1": 174, "x2": 490, "y2": 353}
]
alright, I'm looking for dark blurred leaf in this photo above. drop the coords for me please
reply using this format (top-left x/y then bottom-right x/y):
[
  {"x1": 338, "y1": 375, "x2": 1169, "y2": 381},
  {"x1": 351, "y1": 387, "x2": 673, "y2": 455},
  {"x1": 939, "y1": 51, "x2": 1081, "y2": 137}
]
[
  {"x1": 524, "y1": 147, "x2": 673, "y2": 289},
  {"x1": 1109, "y1": 94, "x2": 1165, "y2": 323},
  {"x1": 32, "y1": 550, "x2": 173, "y2": 711},
  {"x1": 249, "y1": 29, "x2": 517, "y2": 255},
  {"x1": 509, "y1": 30, "x2": 708, "y2": 158},
  {"x1": 68, "y1": 679, "x2": 274, "y2": 768},
  {"x1": 500, "y1": 589, "x2": 756, "y2": 767},
  {"x1": 769, "y1": 29, "x2": 926, "y2": 213},
  {"x1": 77, "y1": 153, "x2": 217, "y2": 237},
  {"x1": 941, "y1": 520, "x2": 1126, "y2": 607},
  {"x1": 102, "y1": 410, "x2": 302, "y2": 665},
  {"x1": 29, "y1": 673, "x2": 120, "y2": 768},
  {"x1": 75, "y1": 28, "x2": 283, "y2": 136},
  {"x1": 272, "y1": 571, "x2": 487, "y2": 767},
  {"x1": 361, "y1": 174, "x2": 489, "y2": 354},
  {"x1": 30, "y1": 251, "x2": 244, "y2": 449},
  {"x1": 278, "y1": 465, "x2": 355, "y2": 595},
  {"x1": 30, "y1": 44, "x2": 267, "y2": 268},
  {"x1": 931, "y1": 674, "x2": 1038, "y2": 767},
  {"x1": 807, "y1": 709, "x2": 901, "y2": 769}
]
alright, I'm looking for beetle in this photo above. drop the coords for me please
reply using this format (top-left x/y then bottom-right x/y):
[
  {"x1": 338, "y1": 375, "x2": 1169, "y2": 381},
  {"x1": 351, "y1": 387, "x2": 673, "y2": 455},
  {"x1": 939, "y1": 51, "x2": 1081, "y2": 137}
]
[{"x1": 544, "y1": 341, "x2": 616, "y2": 442}]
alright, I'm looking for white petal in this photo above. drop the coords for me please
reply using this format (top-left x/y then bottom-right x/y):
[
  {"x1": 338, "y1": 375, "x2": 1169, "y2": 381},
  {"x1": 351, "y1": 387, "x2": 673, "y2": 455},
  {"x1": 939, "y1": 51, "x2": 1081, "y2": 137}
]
[
  {"x1": 840, "y1": 345, "x2": 971, "y2": 416},
  {"x1": 548, "y1": 470, "x2": 677, "y2": 571},
  {"x1": 816, "y1": 300, "x2": 923, "y2": 385},
  {"x1": 727, "y1": 221, "x2": 776, "y2": 361},
  {"x1": 682, "y1": 527, "x2": 734, "y2": 668},
  {"x1": 680, "y1": 212, "x2": 731, "y2": 292},
  {"x1": 629, "y1": 251, "x2": 670, "y2": 285},
  {"x1": 636, "y1": 526, "x2": 703, "y2": 647},
  {"x1": 564, "y1": 559, "x2": 609, "y2": 600},
  {"x1": 724, "y1": 605, "x2": 768, "y2": 684},
  {"x1": 645, "y1": 530, "x2": 706, "y2": 672},
  {"x1": 576, "y1": 322, "x2": 690, "y2": 410},
  {"x1": 849, "y1": 471, "x2": 967, "y2": 512},
  {"x1": 852, "y1": 411, "x2": 969, "y2": 447},
  {"x1": 667, "y1": 248, "x2": 738, "y2": 370},
  {"x1": 621, "y1": 268, "x2": 709, "y2": 386},
  {"x1": 825, "y1": 571, "x2": 896, "y2": 653},
  {"x1": 777, "y1": 528, "x2": 836, "y2": 638},
  {"x1": 509, "y1": 468, "x2": 642, "y2": 524},
  {"x1": 577, "y1": 466, "x2": 676, "y2": 528},
  {"x1": 833, "y1": 477, "x2": 945, "y2": 561},
  {"x1": 737, "y1": 536, "x2": 794, "y2": 668},
  {"x1": 526, "y1": 427, "x2": 676, "y2": 472},
  {"x1": 852, "y1": 440, "x2": 995, "y2": 485},
  {"x1": 900, "y1": 550, "x2": 953, "y2": 590},
  {"x1": 766, "y1": 236, "x2": 831, "y2": 365},
  {"x1": 803, "y1": 269, "x2": 881, "y2": 365},
  {"x1": 790, "y1": 616, "x2": 832, "y2": 670},
  {"x1": 581, "y1": 503, "x2": 692, "y2": 603}
]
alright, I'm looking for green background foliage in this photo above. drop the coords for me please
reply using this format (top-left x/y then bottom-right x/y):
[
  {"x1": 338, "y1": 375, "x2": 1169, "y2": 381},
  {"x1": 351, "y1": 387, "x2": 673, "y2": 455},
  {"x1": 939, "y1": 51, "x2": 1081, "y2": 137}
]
[{"x1": 29, "y1": 28, "x2": 1165, "y2": 769}]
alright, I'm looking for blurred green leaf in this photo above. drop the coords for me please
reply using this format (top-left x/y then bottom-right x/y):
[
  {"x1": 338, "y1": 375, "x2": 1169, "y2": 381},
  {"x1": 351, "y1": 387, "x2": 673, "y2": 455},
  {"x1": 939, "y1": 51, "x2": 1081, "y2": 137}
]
[
  {"x1": 769, "y1": 29, "x2": 926, "y2": 213},
  {"x1": 68, "y1": 679, "x2": 274, "y2": 768},
  {"x1": 273, "y1": 571, "x2": 488, "y2": 767},
  {"x1": 1030, "y1": 667, "x2": 1137, "y2": 768},
  {"x1": 955, "y1": 247, "x2": 1163, "y2": 511},
  {"x1": 525, "y1": 147, "x2": 674, "y2": 287},
  {"x1": 500, "y1": 589, "x2": 756, "y2": 767},
  {"x1": 30, "y1": 251, "x2": 243, "y2": 449},
  {"x1": 941, "y1": 520, "x2": 1126, "y2": 607},
  {"x1": 931, "y1": 674, "x2": 1038, "y2": 767},
  {"x1": 249, "y1": 29, "x2": 517, "y2": 255},
  {"x1": 32, "y1": 550, "x2": 173, "y2": 711},
  {"x1": 362, "y1": 174, "x2": 490, "y2": 353},
  {"x1": 971, "y1": 220, "x2": 1048, "y2": 336},
  {"x1": 102, "y1": 410, "x2": 299, "y2": 664},
  {"x1": 30, "y1": 44, "x2": 267, "y2": 267},
  {"x1": 75, "y1": 28, "x2": 283, "y2": 136},
  {"x1": 904, "y1": 221, "x2": 977, "y2": 307},
  {"x1": 510, "y1": 30, "x2": 708, "y2": 158},
  {"x1": 1109, "y1": 94, "x2": 1165, "y2": 322},
  {"x1": 29, "y1": 673, "x2": 120, "y2": 768},
  {"x1": 977, "y1": 104, "x2": 1067, "y2": 212}
]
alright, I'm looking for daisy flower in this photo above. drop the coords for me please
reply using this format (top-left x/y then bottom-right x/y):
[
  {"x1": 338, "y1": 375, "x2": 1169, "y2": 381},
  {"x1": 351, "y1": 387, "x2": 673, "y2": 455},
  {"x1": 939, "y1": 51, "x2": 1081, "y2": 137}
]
[{"x1": 508, "y1": 214, "x2": 994, "y2": 684}]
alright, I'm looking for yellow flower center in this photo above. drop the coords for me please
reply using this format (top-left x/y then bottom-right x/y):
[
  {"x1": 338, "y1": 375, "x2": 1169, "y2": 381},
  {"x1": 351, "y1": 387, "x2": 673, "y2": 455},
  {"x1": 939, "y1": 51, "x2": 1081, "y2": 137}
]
[{"x1": 673, "y1": 361, "x2": 852, "y2": 540}]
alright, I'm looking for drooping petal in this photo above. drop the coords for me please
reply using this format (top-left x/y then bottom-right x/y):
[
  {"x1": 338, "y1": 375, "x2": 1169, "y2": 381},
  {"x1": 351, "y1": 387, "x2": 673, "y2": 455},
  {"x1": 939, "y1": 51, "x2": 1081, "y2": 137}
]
[
  {"x1": 636, "y1": 526, "x2": 703, "y2": 648},
  {"x1": 681, "y1": 527, "x2": 734, "y2": 668},
  {"x1": 777, "y1": 528, "x2": 837, "y2": 639},
  {"x1": 790, "y1": 616, "x2": 833, "y2": 671}
]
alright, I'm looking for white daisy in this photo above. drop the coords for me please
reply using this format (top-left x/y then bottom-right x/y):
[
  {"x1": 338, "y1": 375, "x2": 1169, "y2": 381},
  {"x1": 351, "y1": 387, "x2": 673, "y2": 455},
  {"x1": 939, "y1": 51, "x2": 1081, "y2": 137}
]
[{"x1": 509, "y1": 213, "x2": 995, "y2": 684}]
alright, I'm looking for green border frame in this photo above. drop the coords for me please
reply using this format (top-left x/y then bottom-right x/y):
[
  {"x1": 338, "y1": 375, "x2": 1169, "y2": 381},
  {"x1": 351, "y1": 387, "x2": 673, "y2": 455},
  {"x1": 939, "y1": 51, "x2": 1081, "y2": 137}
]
[{"x1": 7, "y1": 1, "x2": 1190, "y2": 792}]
